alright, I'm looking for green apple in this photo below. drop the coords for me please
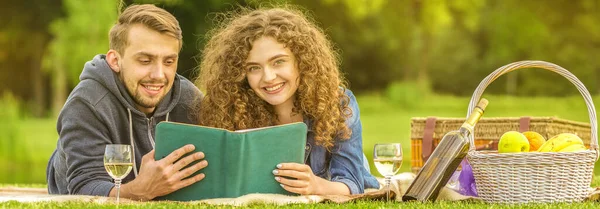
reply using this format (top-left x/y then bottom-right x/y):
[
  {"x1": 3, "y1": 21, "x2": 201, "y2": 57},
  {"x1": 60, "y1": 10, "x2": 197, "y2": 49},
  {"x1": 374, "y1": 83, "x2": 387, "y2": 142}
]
[{"x1": 498, "y1": 131, "x2": 530, "y2": 153}]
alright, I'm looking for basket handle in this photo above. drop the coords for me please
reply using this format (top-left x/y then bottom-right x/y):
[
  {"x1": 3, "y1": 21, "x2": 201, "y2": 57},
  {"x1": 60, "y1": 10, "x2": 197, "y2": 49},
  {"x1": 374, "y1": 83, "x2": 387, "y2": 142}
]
[{"x1": 466, "y1": 61, "x2": 599, "y2": 158}]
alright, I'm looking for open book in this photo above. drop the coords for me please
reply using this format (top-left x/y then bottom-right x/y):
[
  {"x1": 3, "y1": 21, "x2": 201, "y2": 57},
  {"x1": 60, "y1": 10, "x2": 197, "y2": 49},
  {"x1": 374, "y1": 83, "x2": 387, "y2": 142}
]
[{"x1": 154, "y1": 121, "x2": 308, "y2": 201}]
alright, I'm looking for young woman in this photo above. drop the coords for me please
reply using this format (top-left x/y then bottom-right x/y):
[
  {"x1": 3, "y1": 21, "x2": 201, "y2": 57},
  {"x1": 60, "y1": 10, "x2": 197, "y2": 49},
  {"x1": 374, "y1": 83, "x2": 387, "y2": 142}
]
[{"x1": 195, "y1": 7, "x2": 379, "y2": 195}]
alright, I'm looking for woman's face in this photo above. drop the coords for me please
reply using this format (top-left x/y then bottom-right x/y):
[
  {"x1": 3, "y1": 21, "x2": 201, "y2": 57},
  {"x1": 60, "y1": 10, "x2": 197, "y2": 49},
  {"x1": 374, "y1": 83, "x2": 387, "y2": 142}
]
[{"x1": 245, "y1": 36, "x2": 300, "y2": 111}]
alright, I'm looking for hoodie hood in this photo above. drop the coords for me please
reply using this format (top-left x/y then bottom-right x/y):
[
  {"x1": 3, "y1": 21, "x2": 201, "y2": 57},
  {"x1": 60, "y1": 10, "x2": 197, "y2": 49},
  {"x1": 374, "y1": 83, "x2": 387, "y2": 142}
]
[
  {"x1": 80, "y1": 54, "x2": 182, "y2": 117},
  {"x1": 77, "y1": 54, "x2": 198, "y2": 178},
  {"x1": 47, "y1": 54, "x2": 201, "y2": 196}
]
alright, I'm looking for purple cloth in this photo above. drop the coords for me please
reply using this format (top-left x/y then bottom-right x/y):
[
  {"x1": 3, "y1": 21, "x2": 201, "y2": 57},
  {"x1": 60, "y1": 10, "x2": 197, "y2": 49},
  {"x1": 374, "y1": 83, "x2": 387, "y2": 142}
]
[{"x1": 456, "y1": 159, "x2": 478, "y2": 196}]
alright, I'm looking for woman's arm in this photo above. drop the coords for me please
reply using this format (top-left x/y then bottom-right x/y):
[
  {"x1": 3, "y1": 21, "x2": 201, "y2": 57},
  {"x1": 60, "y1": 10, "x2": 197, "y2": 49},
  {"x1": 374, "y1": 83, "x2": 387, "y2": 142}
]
[
  {"x1": 274, "y1": 89, "x2": 374, "y2": 195},
  {"x1": 325, "y1": 89, "x2": 373, "y2": 194}
]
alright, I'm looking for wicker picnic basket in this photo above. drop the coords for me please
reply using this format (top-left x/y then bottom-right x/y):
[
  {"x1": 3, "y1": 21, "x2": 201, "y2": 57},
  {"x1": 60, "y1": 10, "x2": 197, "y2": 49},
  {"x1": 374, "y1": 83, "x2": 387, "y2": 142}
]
[
  {"x1": 465, "y1": 60, "x2": 599, "y2": 203},
  {"x1": 410, "y1": 117, "x2": 592, "y2": 173}
]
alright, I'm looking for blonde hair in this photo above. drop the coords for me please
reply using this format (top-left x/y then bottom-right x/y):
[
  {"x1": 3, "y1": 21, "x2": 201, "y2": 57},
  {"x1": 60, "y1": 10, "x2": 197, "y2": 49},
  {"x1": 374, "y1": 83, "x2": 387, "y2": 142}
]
[
  {"x1": 109, "y1": 4, "x2": 182, "y2": 54},
  {"x1": 196, "y1": 7, "x2": 351, "y2": 148}
]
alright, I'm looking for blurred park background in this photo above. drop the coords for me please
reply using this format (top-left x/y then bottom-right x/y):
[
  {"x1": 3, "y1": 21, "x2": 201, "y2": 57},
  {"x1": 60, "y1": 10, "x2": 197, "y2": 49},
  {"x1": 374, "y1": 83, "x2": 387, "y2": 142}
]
[{"x1": 1, "y1": 0, "x2": 599, "y2": 184}]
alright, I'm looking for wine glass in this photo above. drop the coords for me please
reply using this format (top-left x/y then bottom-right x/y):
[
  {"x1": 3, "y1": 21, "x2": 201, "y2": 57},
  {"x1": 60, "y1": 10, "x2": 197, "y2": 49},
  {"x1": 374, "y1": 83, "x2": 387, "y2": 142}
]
[
  {"x1": 104, "y1": 144, "x2": 133, "y2": 204},
  {"x1": 373, "y1": 143, "x2": 402, "y2": 201}
]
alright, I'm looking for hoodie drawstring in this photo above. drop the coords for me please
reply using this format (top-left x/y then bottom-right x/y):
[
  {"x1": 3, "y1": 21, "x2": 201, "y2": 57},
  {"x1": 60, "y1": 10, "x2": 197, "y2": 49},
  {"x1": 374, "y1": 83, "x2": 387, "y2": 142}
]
[
  {"x1": 127, "y1": 109, "x2": 171, "y2": 177},
  {"x1": 127, "y1": 108, "x2": 139, "y2": 177}
]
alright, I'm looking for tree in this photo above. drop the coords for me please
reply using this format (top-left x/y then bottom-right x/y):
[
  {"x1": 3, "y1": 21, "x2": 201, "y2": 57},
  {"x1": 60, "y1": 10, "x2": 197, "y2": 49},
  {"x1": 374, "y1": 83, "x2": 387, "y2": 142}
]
[
  {"x1": 0, "y1": 0, "x2": 63, "y2": 117},
  {"x1": 44, "y1": 0, "x2": 118, "y2": 116}
]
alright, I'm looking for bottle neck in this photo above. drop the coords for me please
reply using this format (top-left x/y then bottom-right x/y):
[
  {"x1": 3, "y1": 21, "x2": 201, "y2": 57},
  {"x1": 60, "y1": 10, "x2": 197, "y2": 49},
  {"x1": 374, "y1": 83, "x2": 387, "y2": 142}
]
[{"x1": 460, "y1": 107, "x2": 485, "y2": 135}]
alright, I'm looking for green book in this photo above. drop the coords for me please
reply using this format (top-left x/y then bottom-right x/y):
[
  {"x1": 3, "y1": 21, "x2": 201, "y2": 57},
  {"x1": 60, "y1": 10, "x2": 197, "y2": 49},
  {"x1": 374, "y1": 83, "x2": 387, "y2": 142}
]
[{"x1": 154, "y1": 121, "x2": 307, "y2": 201}]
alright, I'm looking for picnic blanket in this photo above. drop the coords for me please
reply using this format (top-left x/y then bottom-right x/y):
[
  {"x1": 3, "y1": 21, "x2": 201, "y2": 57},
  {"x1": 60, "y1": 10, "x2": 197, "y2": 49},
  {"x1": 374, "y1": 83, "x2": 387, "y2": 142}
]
[{"x1": 1, "y1": 172, "x2": 599, "y2": 206}]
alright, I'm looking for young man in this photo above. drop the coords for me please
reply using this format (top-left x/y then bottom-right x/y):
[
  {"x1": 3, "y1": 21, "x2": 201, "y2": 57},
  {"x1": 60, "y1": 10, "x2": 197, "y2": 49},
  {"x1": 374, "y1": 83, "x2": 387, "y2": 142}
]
[{"x1": 46, "y1": 4, "x2": 206, "y2": 201}]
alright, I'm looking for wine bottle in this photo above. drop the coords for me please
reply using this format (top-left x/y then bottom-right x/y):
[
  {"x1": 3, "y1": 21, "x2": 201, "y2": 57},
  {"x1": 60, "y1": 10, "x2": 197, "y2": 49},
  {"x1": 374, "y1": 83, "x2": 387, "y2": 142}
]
[{"x1": 402, "y1": 98, "x2": 488, "y2": 202}]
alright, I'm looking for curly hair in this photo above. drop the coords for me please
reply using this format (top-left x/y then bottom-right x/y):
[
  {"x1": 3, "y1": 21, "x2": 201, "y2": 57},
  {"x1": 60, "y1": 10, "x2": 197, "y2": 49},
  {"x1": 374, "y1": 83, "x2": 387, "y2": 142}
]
[{"x1": 195, "y1": 7, "x2": 351, "y2": 148}]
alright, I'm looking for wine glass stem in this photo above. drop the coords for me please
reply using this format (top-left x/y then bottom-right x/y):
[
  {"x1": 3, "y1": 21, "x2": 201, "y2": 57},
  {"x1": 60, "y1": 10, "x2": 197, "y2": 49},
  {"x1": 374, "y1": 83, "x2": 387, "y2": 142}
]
[
  {"x1": 385, "y1": 175, "x2": 391, "y2": 201},
  {"x1": 115, "y1": 179, "x2": 122, "y2": 204}
]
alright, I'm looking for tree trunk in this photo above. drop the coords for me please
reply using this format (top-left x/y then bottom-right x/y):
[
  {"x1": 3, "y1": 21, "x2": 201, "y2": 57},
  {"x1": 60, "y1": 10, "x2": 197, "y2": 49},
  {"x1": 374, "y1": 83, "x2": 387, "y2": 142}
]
[
  {"x1": 412, "y1": 0, "x2": 430, "y2": 86},
  {"x1": 417, "y1": 32, "x2": 431, "y2": 86},
  {"x1": 51, "y1": 58, "x2": 66, "y2": 117},
  {"x1": 30, "y1": 33, "x2": 49, "y2": 117}
]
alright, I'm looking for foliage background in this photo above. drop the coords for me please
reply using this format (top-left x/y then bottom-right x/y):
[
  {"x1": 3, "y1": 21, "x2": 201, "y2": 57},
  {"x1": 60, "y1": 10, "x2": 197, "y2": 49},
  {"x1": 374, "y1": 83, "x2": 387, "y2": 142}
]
[{"x1": 1, "y1": 0, "x2": 599, "y2": 184}]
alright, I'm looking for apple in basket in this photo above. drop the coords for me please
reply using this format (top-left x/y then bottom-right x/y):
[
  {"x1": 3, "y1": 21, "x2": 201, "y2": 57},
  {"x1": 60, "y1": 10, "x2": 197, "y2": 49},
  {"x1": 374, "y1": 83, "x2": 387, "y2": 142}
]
[{"x1": 498, "y1": 131, "x2": 530, "y2": 153}]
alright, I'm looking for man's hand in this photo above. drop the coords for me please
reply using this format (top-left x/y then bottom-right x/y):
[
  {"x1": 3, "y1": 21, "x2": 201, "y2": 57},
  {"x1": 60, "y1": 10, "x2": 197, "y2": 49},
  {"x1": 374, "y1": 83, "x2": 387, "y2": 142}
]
[{"x1": 111, "y1": 144, "x2": 207, "y2": 201}]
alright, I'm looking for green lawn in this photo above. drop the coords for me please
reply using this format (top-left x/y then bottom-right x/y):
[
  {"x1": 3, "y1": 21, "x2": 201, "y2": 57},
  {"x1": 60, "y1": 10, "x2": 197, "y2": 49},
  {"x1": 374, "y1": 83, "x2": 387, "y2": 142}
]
[
  {"x1": 0, "y1": 118, "x2": 57, "y2": 184},
  {"x1": 1, "y1": 93, "x2": 600, "y2": 208}
]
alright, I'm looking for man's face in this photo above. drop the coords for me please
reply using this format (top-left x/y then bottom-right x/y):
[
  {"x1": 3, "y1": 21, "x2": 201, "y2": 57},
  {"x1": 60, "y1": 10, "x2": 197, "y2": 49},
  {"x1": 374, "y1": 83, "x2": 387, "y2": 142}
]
[{"x1": 111, "y1": 24, "x2": 179, "y2": 115}]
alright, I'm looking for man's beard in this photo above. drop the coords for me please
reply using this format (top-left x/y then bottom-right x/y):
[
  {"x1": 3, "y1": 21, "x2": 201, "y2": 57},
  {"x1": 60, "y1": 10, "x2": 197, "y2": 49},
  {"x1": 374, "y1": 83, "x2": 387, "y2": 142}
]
[
  {"x1": 133, "y1": 90, "x2": 159, "y2": 108},
  {"x1": 118, "y1": 68, "x2": 168, "y2": 109}
]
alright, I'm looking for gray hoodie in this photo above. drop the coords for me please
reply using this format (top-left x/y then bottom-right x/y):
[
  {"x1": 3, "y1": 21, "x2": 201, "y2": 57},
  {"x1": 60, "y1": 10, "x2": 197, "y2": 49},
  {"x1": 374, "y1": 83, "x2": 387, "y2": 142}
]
[{"x1": 46, "y1": 54, "x2": 202, "y2": 196}]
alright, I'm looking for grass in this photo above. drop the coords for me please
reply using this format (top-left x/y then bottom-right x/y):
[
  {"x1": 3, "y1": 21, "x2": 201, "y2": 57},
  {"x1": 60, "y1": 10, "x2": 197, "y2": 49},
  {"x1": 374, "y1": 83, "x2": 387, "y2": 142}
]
[
  {"x1": 0, "y1": 118, "x2": 57, "y2": 184},
  {"x1": 1, "y1": 92, "x2": 600, "y2": 208},
  {"x1": 0, "y1": 184, "x2": 46, "y2": 188}
]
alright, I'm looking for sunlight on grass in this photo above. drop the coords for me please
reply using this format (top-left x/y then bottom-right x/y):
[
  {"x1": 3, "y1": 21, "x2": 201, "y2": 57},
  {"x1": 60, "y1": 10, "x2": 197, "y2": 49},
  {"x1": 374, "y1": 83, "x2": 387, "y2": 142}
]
[{"x1": 0, "y1": 118, "x2": 57, "y2": 184}]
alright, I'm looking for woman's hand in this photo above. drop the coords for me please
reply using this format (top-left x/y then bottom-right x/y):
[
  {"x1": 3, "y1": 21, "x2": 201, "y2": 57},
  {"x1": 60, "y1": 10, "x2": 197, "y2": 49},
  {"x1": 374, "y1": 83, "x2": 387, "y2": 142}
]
[{"x1": 272, "y1": 163, "x2": 323, "y2": 195}]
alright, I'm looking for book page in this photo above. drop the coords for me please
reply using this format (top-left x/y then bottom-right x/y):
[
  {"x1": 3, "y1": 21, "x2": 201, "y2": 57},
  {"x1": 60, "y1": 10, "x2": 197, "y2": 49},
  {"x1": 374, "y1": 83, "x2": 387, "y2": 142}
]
[
  {"x1": 234, "y1": 126, "x2": 271, "y2": 133},
  {"x1": 234, "y1": 122, "x2": 304, "y2": 133}
]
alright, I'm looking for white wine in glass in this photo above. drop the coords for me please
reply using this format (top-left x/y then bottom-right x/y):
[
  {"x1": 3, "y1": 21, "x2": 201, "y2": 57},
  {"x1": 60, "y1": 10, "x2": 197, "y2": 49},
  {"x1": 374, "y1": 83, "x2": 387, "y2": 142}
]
[
  {"x1": 373, "y1": 143, "x2": 402, "y2": 201},
  {"x1": 105, "y1": 162, "x2": 133, "y2": 180},
  {"x1": 104, "y1": 144, "x2": 133, "y2": 204}
]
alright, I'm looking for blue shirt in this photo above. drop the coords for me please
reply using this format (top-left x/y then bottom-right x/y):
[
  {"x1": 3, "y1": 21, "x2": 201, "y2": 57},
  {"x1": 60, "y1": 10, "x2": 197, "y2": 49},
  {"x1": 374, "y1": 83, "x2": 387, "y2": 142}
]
[{"x1": 303, "y1": 89, "x2": 380, "y2": 194}]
